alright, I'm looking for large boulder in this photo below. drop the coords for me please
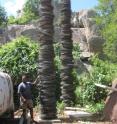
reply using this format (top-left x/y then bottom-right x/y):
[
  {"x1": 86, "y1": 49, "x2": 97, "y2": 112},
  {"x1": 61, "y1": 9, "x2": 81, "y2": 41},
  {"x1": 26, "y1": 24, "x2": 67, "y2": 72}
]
[
  {"x1": 85, "y1": 18, "x2": 100, "y2": 38},
  {"x1": 0, "y1": 28, "x2": 6, "y2": 45},
  {"x1": 0, "y1": 72, "x2": 14, "y2": 116},
  {"x1": 79, "y1": 9, "x2": 97, "y2": 27},
  {"x1": 0, "y1": 24, "x2": 40, "y2": 44},
  {"x1": 75, "y1": 59, "x2": 92, "y2": 75},
  {"x1": 7, "y1": 25, "x2": 24, "y2": 41},
  {"x1": 87, "y1": 36, "x2": 104, "y2": 53},
  {"x1": 72, "y1": 9, "x2": 104, "y2": 58},
  {"x1": 19, "y1": 25, "x2": 40, "y2": 42},
  {"x1": 72, "y1": 28, "x2": 86, "y2": 43}
]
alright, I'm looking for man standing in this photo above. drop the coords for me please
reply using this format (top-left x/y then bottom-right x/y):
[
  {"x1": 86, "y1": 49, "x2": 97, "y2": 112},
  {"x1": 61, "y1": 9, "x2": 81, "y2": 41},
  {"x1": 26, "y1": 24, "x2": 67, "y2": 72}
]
[{"x1": 18, "y1": 74, "x2": 39, "y2": 122}]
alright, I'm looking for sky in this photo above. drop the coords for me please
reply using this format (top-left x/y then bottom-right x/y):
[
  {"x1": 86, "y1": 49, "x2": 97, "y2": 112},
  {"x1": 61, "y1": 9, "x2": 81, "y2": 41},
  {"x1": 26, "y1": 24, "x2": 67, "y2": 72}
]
[{"x1": 0, "y1": 0, "x2": 98, "y2": 16}]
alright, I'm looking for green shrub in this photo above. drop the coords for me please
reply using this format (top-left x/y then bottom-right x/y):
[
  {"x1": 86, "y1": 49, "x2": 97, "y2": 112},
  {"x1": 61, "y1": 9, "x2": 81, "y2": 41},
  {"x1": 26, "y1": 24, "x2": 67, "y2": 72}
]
[
  {"x1": 57, "y1": 101, "x2": 65, "y2": 114},
  {"x1": 0, "y1": 36, "x2": 39, "y2": 84},
  {"x1": 86, "y1": 102, "x2": 104, "y2": 113},
  {"x1": 75, "y1": 56, "x2": 117, "y2": 111}
]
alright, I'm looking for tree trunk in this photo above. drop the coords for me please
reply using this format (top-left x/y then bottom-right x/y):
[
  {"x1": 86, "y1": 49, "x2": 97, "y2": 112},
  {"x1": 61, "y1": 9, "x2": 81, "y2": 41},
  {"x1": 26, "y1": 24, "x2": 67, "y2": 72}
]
[
  {"x1": 38, "y1": 0, "x2": 57, "y2": 119},
  {"x1": 60, "y1": 0, "x2": 75, "y2": 106}
]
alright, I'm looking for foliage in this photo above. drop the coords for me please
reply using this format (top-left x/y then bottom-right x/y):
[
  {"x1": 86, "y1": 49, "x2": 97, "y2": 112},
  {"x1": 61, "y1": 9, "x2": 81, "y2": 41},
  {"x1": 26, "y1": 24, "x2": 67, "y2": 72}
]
[
  {"x1": 8, "y1": 0, "x2": 39, "y2": 25},
  {"x1": 90, "y1": 0, "x2": 117, "y2": 112},
  {"x1": 86, "y1": 102, "x2": 104, "y2": 113},
  {"x1": 95, "y1": 0, "x2": 117, "y2": 62},
  {"x1": 0, "y1": 5, "x2": 7, "y2": 26},
  {"x1": 0, "y1": 36, "x2": 39, "y2": 84},
  {"x1": 23, "y1": 0, "x2": 39, "y2": 17},
  {"x1": 73, "y1": 43, "x2": 81, "y2": 59},
  {"x1": 75, "y1": 56, "x2": 117, "y2": 111},
  {"x1": 17, "y1": 0, "x2": 39, "y2": 24},
  {"x1": 57, "y1": 101, "x2": 65, "y2": 114},
  {"x1": 8, "y1": 16, "x2": 17, "y2": 24}
]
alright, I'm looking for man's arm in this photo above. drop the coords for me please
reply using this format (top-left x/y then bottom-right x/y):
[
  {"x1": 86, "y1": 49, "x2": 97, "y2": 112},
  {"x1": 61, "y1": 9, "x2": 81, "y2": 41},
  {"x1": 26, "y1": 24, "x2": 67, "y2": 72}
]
[
  {"x1": 32, "y1": 76, "x2": 40, "y2": 86},
  {"x1": 18, "y1": 85, "x2": 26, "y2": 102},
  {"x1": 20, "y1": 94, "x2": 26, "y2": 102}
]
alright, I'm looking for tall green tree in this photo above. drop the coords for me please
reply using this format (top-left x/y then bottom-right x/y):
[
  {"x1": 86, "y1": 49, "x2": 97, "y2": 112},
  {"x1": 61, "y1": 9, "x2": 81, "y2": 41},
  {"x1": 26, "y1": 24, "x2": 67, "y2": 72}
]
[
  {"x1": 38, "y1": 0, "x2": 57, "y2": 119},
  {"x1": 60, "y1": 0, "x2": 75, "y2": 106},
  {"x1": 96, "y1": 0, "x2": 117, "y2": 62},
  {"x1": 8, "y1": 0, "x2": 40, "y2": 24},
  {"x1": 0, "y1": 5, "x2": 7, "y2": 26},
  {"x1": 23, "y1": 0, "x2": 39, "y2": 18}
]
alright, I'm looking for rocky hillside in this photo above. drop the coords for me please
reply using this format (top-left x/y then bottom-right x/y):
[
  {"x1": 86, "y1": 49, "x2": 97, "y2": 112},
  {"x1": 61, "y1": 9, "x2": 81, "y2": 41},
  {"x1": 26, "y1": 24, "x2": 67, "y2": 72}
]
[{"x1": 0, "y1": 9, "x2": 104, "y2": 58}]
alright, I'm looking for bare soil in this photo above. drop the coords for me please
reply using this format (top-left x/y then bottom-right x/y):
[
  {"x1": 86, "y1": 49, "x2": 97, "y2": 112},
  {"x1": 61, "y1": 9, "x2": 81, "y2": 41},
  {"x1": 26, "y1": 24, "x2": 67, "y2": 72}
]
[{"x1": 13, "y1": 109, "x2": 112, "y2": 124}]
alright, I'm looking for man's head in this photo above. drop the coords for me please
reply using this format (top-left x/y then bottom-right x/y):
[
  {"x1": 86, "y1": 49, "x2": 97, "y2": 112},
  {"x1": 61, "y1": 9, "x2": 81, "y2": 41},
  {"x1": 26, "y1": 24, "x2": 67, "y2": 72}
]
[{"x1": 22, "y1": 74, "x2": 28, "y2": 83}]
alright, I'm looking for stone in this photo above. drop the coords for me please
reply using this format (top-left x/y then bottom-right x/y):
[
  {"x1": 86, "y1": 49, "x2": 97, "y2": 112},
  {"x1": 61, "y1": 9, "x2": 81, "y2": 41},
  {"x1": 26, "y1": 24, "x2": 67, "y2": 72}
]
[
  {"x1": 64, "y1": 110, "x2": 92, "y2": 118},
  {"x1": 7, "y1": 25, "x2": 24, "y2": 41},
  {"x1": 0, "y1": 24, "x2": 40, "y2": 44},
  {"x1": 64, "y1": 107, "x2": 93, "y2": 120},
  {"x1": 71, "y1": 12, "x2": 79, "y2": 28},
  {"x1": 71, "y1": 9, "x2": 104, "y2": 58},
  {"x1": 72, "y1": 28, "x2": 86, "y2": 43},
  {"x1": 75, "y1": 59, "x2": 92, "y2": 75},
  {"x1": 20, "y1": 25, "x2": 40, "y2": 42},
  {"x1": 87, "y1": 36, "x2": 104, "y2": 53},
  {"x1": 85, "y1": 18, "x2": 100, "y2": 38},
  {"x1": 79, "y1": 9, "x2": 97, "y2": 26},
  {"x1": 37, "y1": 118, "x2": 61, "y2": 124}
]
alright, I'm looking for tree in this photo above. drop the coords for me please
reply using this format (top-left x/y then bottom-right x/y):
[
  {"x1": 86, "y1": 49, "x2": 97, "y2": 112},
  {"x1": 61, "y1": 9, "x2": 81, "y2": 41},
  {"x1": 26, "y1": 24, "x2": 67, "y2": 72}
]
[
  {"x1": 7, "y1": 0, "x2": 59, "y2": 25},
  {"x1": 95, "y1": 0, "x2": 117, "y2": 62},
  {"x1": 8, "y1": 16, "x2": 17, "y2": 24},
  {"x1": 23, "y1": 0, "x2": 39, "y2": 18},
  {"x1": 60, "y1": 0, "x2": 75, "y2": 106},
  {"x1": 52, "y1": 0, "x2": 61, "y2": 26},
  {"x1": 38, "y1": 0, "x2": 57, "y2": 119},
  {"x1": 0, "y1": 36, "x2": 38, "y2": 84},
  {"x1": 8, "y1": 0, "x2": 40, "y2": 24},
  {"x1": 0, "y1": 5, "x2": 7, "y2": 26}
]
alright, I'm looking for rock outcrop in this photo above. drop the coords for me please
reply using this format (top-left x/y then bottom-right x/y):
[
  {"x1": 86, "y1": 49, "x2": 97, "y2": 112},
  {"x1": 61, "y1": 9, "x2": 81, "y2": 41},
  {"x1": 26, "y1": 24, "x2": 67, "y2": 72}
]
[
  {"x1": 71, "y1": 9, "x2": 105, "y2": 74},
  {"x1": 0, "y1": 9, "x2": 104, "y2": 58},
  {"x1": 1, "y1": 24, "x2": 40, "y2": 43},
  {"x1": 72, "y1": 9, "x2": 104, "y2": 58}
]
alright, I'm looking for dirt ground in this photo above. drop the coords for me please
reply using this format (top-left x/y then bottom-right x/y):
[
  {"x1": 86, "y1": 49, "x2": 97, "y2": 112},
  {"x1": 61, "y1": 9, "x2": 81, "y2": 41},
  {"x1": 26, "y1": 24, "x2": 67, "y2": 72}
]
[{"x1": 14, "y1": 109, "x2": 112, "y2": 124}]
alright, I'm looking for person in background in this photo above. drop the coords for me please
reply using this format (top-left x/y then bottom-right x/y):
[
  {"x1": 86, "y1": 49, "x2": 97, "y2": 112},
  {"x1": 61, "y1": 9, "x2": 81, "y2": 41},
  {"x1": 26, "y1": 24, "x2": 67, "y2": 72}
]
[{"x1": 18, "y1": 74, "x2": 39, "y2": 122}]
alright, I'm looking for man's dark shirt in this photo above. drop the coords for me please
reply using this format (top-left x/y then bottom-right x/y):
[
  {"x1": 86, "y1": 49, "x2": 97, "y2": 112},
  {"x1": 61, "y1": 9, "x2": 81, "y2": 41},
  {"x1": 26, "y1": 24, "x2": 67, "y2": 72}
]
[{"x1": 18, "y1": 82, "x2": 32, "y2": 100}]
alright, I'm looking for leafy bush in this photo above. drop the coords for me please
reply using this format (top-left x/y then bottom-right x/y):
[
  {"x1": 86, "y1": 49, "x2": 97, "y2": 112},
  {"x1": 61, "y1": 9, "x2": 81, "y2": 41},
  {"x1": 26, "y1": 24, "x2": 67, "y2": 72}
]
[
  {"x1": 57, "y1": 101, "x2": 65, "y2": 114},
  {"x1": 95, "y1": 0, "x2": 117, "y2": 62},
  {"x1": 75, "y1": 56, "x2": 117, "y2": 110},
  {"x1": 8, "y1": 16, "x2": 17, "y2": 24},
  {"x1": 86, "y1": 102, "x2": 104, "y2": 113},
  {"x1": 0, "y1": 36, "x2": 39, "y2": 84},
  {"x1": 8, "y1": 13, "x2": 38, "y2": 25}
]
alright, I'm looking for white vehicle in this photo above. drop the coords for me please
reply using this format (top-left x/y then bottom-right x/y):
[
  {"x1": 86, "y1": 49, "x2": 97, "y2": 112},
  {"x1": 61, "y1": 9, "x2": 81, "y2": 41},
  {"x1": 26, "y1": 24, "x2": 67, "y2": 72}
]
[{"x1": 0, "y1": 72, "x2": 14, "y2": 116}]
